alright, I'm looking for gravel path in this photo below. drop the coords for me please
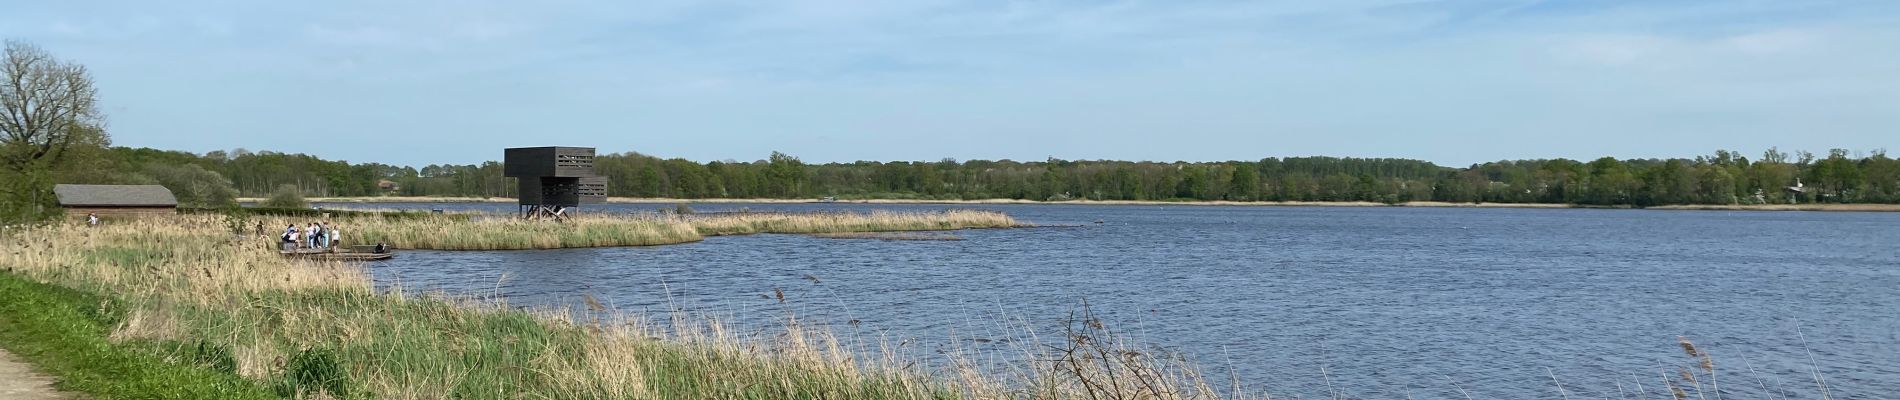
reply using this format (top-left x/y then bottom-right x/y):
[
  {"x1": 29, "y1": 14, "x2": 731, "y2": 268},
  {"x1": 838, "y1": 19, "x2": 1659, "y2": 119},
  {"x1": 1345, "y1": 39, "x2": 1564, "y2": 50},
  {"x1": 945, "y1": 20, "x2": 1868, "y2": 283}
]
[{"x1": 0, "y1": 348, "x2": 65, "y2": 400}]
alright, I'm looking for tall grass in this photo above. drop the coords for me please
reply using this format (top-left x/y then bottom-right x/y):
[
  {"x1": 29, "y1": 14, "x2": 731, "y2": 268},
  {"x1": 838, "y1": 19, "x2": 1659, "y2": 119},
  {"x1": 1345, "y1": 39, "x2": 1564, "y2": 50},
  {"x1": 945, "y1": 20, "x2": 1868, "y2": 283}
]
[
  {"x1": 3, "y1": 214, "x2": 1252, "y2": 399},
  {"x1": 0, "y1": 217, "x2": 958, "y2": 398},
  {"x1": 0, "y1": 215, "x2": 1848, "y2": 399},
  {"x1": 341, "y1": 215, "x2": 700, "y2": 250},
  {"x1": 688, "y1": 210, "x2": 1022, "y2": 236},
  {"x1": 318, "y1": 210, "x2": 1022, "y2": 250}
]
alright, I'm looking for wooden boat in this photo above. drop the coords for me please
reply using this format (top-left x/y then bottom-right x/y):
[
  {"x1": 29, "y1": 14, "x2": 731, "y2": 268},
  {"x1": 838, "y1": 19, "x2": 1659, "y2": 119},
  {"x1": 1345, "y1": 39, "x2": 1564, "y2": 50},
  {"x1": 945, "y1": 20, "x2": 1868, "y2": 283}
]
[{"x1": 279, "y1": 245, "x2": 395, "y2": 261}]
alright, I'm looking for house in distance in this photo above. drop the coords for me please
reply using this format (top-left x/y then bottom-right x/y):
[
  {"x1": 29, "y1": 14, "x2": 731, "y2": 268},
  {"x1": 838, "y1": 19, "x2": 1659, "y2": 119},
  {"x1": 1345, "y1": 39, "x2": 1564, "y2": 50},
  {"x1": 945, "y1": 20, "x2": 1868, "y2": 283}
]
[
  {"x1": 504, "y1": 146, "x2": 608, "y2": 219},
  {"x1": 53, "y1": 184, "x2": 179, "y2": 219}
]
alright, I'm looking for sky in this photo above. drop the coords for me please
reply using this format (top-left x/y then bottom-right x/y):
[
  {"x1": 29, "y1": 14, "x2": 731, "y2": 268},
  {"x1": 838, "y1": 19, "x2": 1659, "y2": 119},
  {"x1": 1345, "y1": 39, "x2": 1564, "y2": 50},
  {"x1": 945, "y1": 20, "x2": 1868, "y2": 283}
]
[{"x1": 2, "y1": 0, "x2": 1896, "y2": 167}]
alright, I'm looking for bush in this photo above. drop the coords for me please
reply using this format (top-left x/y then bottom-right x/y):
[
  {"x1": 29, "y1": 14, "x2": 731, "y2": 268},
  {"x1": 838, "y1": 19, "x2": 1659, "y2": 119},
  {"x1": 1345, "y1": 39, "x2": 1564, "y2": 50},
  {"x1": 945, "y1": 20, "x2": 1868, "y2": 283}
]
[
  {"x1": 191, "y1": 341, "x2": 237, "y2": 374},
  {"x1": 141, "y1": 163, "x2": 238, "y2": 209},
  {"x1": 260, "y1": 184, "x2": 307, "y2": 209},
  {"x1": 281, "y1": 346, "x2": 348, "y2": 398}
]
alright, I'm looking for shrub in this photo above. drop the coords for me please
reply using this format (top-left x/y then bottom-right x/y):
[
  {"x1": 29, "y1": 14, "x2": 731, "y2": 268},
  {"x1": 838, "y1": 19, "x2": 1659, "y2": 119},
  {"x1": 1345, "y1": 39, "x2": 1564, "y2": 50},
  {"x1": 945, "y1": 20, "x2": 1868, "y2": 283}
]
[
  {"x1": 282, "y1": 346, "x2": 348, "y2": 398},
  {"x1": 260, "y1": 184, "x2": 308, "y2": 209},
  {"x1": 191, "y1": 341, "x2": 238, "y2": 374},
  {"x1": 142, "y1": 163, "x2": 239, "y2": 209}
]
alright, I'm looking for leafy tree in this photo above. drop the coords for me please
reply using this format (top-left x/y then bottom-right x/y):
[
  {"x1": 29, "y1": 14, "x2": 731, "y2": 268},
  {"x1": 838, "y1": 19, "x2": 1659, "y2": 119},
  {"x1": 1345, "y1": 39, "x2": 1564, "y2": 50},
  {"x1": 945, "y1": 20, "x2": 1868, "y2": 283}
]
[
  {"x1": 261, "y1": 184, "x2": 308, "y2": 209},
  {"x1": 142, "y1": 163, "x2": 238, "y2": 209},
  {"x1": 765, "y1": 151, "x2": 806, "y2": 198},
  {"x1": 635, "y1": 166, "x2": 664, "y2": 197},
  {"x1": 46, "y1": 143, "x2": 1900, "y2": 208},
  {"x1": 1228, "y1": 163, "x2": 1259, "y2": 200}
]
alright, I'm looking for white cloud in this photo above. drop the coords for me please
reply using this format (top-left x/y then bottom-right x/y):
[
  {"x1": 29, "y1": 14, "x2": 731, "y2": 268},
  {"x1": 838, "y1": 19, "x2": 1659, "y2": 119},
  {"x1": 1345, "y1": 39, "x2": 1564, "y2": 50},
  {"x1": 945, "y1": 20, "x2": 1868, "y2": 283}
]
[{"x1": 2, "y1": 0, "x2": 1895, "y2": 166}]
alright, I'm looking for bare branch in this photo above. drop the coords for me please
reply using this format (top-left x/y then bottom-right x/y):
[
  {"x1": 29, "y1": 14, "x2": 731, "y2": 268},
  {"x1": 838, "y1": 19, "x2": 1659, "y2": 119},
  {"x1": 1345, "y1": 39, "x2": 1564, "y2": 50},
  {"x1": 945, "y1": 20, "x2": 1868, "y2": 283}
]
[{"x1": 1, "y1": 39, "x2": 104, "y2": 171}]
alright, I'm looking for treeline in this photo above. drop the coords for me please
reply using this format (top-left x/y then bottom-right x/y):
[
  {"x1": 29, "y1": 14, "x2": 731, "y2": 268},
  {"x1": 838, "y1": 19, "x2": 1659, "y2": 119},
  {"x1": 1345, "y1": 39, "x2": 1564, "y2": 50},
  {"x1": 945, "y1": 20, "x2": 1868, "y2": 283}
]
[
  {"x1": 11, "y1": 39, "x2": 1899, "y2": 222},
  {"x1": 58, "y1": 146, "x2": 1900, "y2": 207}
]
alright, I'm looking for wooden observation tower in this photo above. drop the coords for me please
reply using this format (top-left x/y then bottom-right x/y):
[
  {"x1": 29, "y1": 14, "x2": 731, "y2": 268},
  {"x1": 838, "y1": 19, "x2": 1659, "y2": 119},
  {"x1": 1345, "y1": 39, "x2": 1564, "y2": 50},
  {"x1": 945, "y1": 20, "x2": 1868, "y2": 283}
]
[{"x1": 504, "y1": 147, "x2": 608, "y2": 220}]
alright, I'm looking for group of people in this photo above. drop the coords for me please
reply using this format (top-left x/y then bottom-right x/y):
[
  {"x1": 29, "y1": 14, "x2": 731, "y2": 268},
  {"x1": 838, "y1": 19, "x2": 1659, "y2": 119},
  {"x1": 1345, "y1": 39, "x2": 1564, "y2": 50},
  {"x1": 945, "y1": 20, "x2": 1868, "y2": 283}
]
[{"x1": 281, "y1": 221, "x2": 341, "y2": 251}]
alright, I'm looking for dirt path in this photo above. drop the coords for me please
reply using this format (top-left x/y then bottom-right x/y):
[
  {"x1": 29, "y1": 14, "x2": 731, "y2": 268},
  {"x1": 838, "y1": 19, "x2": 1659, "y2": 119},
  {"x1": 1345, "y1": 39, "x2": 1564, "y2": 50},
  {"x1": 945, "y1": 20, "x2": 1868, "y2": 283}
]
[{"x1": 0, "y1": 348, "x2": 65, "y2": 400}]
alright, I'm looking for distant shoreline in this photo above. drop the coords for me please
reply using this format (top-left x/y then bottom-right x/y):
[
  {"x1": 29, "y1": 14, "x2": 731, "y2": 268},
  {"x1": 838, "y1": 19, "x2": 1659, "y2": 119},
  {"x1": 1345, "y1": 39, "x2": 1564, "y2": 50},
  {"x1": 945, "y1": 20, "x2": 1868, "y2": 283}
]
[{"x1": 237, "y1": 196, "x2": 1900, "y2": 212}]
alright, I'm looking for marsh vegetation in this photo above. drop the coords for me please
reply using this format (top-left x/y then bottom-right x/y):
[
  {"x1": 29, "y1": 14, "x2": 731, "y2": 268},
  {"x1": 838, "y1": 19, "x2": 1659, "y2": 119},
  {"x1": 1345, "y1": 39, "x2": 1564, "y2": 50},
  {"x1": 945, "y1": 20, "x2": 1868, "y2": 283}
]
[
  {"x1": 0, "y1": 215, "x2": 1249, "y2": 399},
  {"x1": 317, "y1": 209, "x2": 1020, "y2": 250}
]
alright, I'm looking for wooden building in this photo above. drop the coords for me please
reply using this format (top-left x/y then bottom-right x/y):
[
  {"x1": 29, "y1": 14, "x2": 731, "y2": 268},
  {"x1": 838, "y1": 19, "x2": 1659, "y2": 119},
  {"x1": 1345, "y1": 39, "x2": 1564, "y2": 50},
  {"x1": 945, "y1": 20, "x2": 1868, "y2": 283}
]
[
  {"x1": 54, "y1": 184, "x2": 179, "y2": 219},
  {"x1": 504, "y1": 147, "x2": 608, "y2": 219},
  {"x1": 504, "y1": 147, "x2": 599, "y2": 178}
]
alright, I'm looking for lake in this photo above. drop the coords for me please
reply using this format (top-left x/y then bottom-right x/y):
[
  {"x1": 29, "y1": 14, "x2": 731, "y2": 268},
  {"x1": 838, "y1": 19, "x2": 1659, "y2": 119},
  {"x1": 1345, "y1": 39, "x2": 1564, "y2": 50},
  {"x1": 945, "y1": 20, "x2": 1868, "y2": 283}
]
[{"x1": 336, "y1": 202, "x2": 1900, "y2": 399}]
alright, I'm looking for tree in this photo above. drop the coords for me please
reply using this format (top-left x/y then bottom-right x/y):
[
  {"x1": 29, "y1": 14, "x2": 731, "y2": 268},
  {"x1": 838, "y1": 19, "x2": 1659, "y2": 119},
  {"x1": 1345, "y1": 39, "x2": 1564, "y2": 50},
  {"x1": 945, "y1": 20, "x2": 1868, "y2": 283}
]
[
  {"x1": 1, "y1": 40, "x2": 108, "y2": 222},
  {"x1": 1228, "y1": 163, "x2": 1259, "y2": 200},
  {"x1": 142, "y1": 163, "x2": 239, "y2": 209},
  {"x1": 261, "y1": 184, "x2": 308, "y2": 209},
  {"x1": 765, "y1": 151, "x2": 806, "y2": 198},
  {"x1": 635, "y1": 165, "x2": 665, "y2": 197}
]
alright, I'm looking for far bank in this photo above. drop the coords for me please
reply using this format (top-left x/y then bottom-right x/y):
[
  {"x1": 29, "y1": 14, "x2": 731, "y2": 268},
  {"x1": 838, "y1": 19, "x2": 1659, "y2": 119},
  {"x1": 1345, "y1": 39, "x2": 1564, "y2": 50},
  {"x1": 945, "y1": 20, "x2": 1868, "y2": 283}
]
[{"x1": 238, "y1": 196, "x2": 1900, "y2": 212}]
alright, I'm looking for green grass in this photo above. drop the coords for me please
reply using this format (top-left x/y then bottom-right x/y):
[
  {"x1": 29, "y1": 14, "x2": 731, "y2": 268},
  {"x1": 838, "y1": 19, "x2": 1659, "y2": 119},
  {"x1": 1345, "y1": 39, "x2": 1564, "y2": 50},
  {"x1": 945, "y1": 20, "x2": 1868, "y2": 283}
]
[
  {"x1": 0, "y1": 272, "x2": 276, "y2": 399},
  {"x1": 0, "y1": 216, "x2": 1008, "y2": 399}
]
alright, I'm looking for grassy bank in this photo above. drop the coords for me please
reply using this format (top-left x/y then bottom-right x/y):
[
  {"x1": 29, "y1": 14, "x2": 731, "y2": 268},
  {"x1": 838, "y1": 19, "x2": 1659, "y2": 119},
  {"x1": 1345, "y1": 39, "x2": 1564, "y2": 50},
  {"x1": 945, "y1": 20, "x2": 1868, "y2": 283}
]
[
  {"x1": 289, "y1": 210, "x2": 1020, "y2": 250},
  {"x1": 0, "y1": 215, "x2": 1849, "y2": 399},
  {"x1": 266, "y1": 196, "x2": 1900, "y2": 212},
  {"x1": 1644, "y1": 203, "x2": 1900, "y2": 212},
  {"x1": 0, "y1": 273, "x2": 274, "y2": 398},
  {"x1": 687, "y1": 210, "x2": 1021, "y2": 236},
  {"x1": 0, "y1": 215, "x2": 1238, "y2": 399}
]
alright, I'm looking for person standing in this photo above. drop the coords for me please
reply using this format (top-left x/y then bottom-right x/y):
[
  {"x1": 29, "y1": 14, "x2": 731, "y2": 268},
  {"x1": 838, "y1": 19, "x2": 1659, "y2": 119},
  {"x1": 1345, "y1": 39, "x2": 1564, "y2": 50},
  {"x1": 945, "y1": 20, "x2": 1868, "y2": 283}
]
[
  {"x1": 86, "y1": 213, "x2": 99, "y2": 227},
  {"x1": 325, "y1": 222, "x2": 340, "y2": 252},
  {"x1": 307, "y1": 222, "x2": 322, "y2": 249}
]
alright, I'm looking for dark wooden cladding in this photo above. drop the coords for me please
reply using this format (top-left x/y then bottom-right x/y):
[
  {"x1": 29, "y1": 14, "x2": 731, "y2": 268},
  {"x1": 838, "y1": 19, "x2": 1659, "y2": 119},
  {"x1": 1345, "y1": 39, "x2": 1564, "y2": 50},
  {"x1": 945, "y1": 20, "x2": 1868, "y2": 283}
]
[
  {"x1": 516, "y1": 177, "x2": 546, "y2": 204},
  {"x1": 506, "y1": 146, "x2": 608, "y2": 210},
  {"x1": 578, "y1": 176, "x2": 608, "y2": 204},
  {"x1": 504, "y1": 147, "x2": 597, "y2": 178},
  {"x1": 517, "y1": 177, "x2": 600, "y2": 206}
]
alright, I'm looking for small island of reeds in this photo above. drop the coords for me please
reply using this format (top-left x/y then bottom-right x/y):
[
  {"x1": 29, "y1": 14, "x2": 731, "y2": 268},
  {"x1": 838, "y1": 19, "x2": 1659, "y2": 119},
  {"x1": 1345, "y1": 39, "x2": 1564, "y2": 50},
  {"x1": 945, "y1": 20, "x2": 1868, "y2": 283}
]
[{"x1": 260, "y1": 209, "x2": 1023, "y2": 250}]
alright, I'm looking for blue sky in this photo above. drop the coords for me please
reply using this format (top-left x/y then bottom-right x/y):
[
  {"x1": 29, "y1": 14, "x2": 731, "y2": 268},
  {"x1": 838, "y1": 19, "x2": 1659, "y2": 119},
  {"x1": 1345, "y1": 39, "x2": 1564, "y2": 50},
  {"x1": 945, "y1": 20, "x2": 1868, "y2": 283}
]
[{"x1": 3, "y1": 1, "x2": 1896, "y2": 167}]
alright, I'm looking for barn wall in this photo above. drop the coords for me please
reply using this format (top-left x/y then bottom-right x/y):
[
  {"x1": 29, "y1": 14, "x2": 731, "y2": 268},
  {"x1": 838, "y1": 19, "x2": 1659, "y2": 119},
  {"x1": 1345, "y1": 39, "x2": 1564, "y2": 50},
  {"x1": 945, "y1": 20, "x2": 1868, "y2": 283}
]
[{"x1": 64, "y1": 207, "x2": 178, "y2": 221}]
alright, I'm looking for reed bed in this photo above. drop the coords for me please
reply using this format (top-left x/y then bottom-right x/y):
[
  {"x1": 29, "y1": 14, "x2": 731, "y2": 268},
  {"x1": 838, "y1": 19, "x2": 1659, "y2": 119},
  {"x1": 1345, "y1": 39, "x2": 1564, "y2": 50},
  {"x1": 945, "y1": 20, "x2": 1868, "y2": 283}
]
[
  {"x1": 0, "y1": 215, "x2": 1842, "y2": 399},
  {"x1": 810, "y1": 232, "x2": 966, "y2": 241},
  {"x1": 335, "y1": 215, "x2": 701, "y2": 250},
  {"x1": 688, "y1": 210, "x2": 1022, "y2": 236},
  {"x1": 0, "y1": 214, "x2": 1252, "y2": 399},
  {"x1": 0, "y1": 217, "x2": 961, "y2": 398},
  {"x1": 304, "y1": 210, "x2": 1021, "y2": 250}
]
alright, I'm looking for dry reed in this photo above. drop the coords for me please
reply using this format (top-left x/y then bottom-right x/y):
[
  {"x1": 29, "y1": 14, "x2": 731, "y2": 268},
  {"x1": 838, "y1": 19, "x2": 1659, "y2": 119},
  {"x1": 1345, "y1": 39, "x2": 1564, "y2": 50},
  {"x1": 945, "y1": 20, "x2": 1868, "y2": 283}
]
[
  {"x1": 2, "y1": 213, "x2": 1260, "y2": 399},
  {"x1": 0, "y1": 214, "x2": 1846, "y2": 399},
  {"x1": 314, "y1": 210, "x2": 1020, "y2": 250}
]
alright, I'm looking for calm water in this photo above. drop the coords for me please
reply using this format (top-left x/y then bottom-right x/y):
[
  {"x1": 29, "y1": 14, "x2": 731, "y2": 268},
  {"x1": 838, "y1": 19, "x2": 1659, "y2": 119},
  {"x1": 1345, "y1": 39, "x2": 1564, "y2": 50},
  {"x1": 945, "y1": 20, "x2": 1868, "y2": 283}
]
[{"x1": 339, "y1": 202, "x2": 1900, "y2": 399}]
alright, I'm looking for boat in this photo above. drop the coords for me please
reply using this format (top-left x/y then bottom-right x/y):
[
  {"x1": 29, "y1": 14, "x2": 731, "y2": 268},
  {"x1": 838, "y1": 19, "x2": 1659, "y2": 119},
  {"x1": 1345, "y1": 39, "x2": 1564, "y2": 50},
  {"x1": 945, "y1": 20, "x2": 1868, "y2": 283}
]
[{"x1": 279, "y1": 245, "x2": 395, "y2": 262}]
